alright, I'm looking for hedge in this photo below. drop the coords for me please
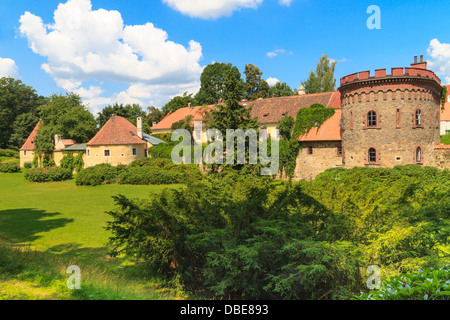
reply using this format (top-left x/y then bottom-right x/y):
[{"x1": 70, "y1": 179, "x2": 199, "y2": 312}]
[
  {"x1": 0, "y1": 162, "x2": 21, "y2": 173},
  {"x1": 24, "y1": 167, "x2": 72, "y2": 183}
]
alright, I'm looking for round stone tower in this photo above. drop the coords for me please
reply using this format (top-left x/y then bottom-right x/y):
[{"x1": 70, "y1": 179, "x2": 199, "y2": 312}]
[{"x1": 338, "y1": 57, "x2": 442, "y2": 168}]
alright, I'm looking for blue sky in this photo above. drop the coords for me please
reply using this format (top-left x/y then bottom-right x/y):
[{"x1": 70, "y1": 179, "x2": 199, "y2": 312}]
[{"x1": 0, "y1": 0, "x2": 449, "y2": 114}]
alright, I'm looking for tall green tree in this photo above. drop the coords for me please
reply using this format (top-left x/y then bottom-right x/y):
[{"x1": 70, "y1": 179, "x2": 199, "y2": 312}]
[
  {"x1": 161, "y1": 92, "x2": 197, "y2": 115},
  {"x1": 244, "y1": 64, "x2": 270, "y2": 100},
  {"x1": 34, "y1": 93, "x2": 97, "y2": 152},
  {"x1": 268, "y1": 81, "x2": 297, "y2": 97},
  {"x1": 146, "y1": 106, "x2": 165, "y2": 127},
  {"x1": 0, "y1": 77, "x2": 44, "y2": 149},
  {"x1": 195, "y1": 62, "x2": 244, "y2": 105},
  {"x1": 97, "y1": 103, "x2": 147, "y2": 129},
  {"x1": 301, "y1": 54, "x2": 337, "y2": 94}
]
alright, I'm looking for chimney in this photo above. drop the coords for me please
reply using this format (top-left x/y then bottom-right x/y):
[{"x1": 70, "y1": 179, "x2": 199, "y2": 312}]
[
  {"x1": 411, "y1": 55, "x2": 427, "y2": 70},
  {"x1": 298, "y1": 85, "x2": 306, "y2": 95},
  {"x1": 54, "y1": 134, "x2": 61, "y2": 146},
  {"x1": 152, "y1": 121, "x2": 157, "y2": 127},
  {"x1": 137, "y1": 117, "x2": 143, "y2": 139},
  {"x1": 414, "y1": 56, "x2": 417, "y2": 63}
]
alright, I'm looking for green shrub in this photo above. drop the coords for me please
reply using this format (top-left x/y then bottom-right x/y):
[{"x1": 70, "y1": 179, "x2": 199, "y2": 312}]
[
  {"x1": 0, "y1": 162, "x2": 21, "y2": 173},
  {"x1": 73, "y1": 153, "x2": 85, "y2": 173},
  {"x1": 60, "y1": 152, "x2": 75, "y2": 171},
  {"x1": 0, "y1": 149, "x2": 19, "y2": 158},
  {"x1": 24, "y1": 162, "x2": 32, "y2": 169},
  {"x1": 75, "y1": 164, "x2": 118, "y2": 186},
  {"x1": 358, "y1": 265, "x2": 450, "y2": 300},
  {"x1": 24, "y1": 167, "x2": 72, "y2": 182}
]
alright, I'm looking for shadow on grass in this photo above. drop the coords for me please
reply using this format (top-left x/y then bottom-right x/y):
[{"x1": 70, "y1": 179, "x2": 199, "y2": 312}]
[{"x1": 0, "y1": 208, "x2": 74, "y2": 244}]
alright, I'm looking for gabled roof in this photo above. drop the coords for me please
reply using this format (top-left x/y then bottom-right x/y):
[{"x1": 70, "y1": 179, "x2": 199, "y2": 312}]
[
  {"x1": 152, "y1": 105, "x2": 213, "y2": 131},
  {"x1": 151, "y1": 92, "x2": 341, "y2": 130},
  {"x1": 20, "y1": 121, "x2": 41, "y2": 151},
  {"x1": 249, "y1": 91, "x2": 341, "y2": 124},
  {"x1": 299, "y1": 109, "x2": 342, "y2": 142},
  {"x1": 441, "y1": 85, "x2": 450, "y2": 121},
  {"x1": 87, "y1": 115, "x2": 146, "y2": 146}
]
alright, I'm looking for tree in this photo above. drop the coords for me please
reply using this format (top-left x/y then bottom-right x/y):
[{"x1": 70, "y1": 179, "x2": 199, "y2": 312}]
[
  {"x1": 161, "y1": 92, "x2": 197, "y2": 115},
  {"x1": 97, "y1": 103, "x2": 147, "y2": 129},
  {"x1": 34, "y1": 93, "x2": 97, "y2": 152},
  {"x1": 268, "y1": 82, "x2": 297, "y2": 98},
  {"x1": 146, "y1": 106, "x2": 165, "y2": 127},
  {"x1": 0, "y1": 77, "x2": 44, "y2": 149},
  {"x1": 244, "y1": 64, "x2": 270, "y2": 100},
  {"x1": 195, "y1": 62, "x2": 244, "y2": 105},
  {"x1": 301, "y1": 54, "x2": 337, "y2": 94}
]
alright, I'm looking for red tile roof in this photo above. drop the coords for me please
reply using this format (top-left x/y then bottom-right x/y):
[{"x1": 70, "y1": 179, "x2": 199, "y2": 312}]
[
  {"x1": 299, "y1": 110, "x2": 342, "y2": 142},
  {"x1": 152, "y1": 92, "x2": 341, "y2": 130},
  {"x1": 20, "y1": 121, "x2": 41, "y2": 151},
  {"x1": 151, "y1": 105, "x2": 214, "y2": 130},
  {"x1": 441, "y1": 85, "x2": 450, "y2": 121},
  {"x1": 87, "y1": 115, "x2": 145, "y2": 146},
  {"x1": 434, "y1": 145, "x2": 450, "y2": 149}
]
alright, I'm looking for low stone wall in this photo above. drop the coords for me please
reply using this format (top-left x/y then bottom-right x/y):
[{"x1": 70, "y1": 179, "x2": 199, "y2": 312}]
[{"x1": 434, "y1": 147, "x2": 450, "y2": 170}]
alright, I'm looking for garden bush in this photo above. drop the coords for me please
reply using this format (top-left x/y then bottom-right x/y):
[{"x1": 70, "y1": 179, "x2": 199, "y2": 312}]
[
  {"x1": 24, "y1": 167, "x2": 72, "y2": 182},
  {"x1": 75, "y1": 164, "x2": 119, "y2": 186},
  {"x1": 358, "y1": 265, "x2": 450, "y2": 300},
  {"x1": 0, "y1": 149, "x2": 19, "y2": 158},
  {"x1": 0, "y1": 162, "x2": 21, "y2": 173}
]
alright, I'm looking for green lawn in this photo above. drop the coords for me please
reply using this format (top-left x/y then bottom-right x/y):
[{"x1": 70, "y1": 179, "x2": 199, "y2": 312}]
[{"x1": 0, "y1": 172, "x2": 186, "y2": 300}]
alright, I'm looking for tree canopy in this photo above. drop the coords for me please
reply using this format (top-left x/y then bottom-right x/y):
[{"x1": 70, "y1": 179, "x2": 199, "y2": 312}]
[
  {"x1": 301, "y1": 54, "x2": 337, "y2": 94},
  {"x1": 161, "y1": 92, "x2": 197, "y2": 115},
  {"x1": 244, "y1": 63, "x2": 270, "y2": 100}
]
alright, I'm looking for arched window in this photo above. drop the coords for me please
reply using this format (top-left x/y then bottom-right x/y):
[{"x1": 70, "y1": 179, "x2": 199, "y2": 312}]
[
  {"x1": 367, "y1": 111, "x2": 378, "y2": 127},
  {"x1": 368, "y1": 147, "x2": 377, "y2": 163},
  {"x1": 415, "y1": 146, "x2": 422, "y2": 164},
  {"x1": 415, "y1": 109, "x2": 422, "y2": 126}
]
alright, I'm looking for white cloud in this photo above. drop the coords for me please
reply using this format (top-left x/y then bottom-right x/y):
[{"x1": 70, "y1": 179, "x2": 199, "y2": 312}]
[
  {"x1": 162, "y1": 0, "x2": 263, "y2": 19},
  {"x1": 427, "y1": 38, "x2": 450, "y2": 84},
  {"x1": 266, "y1": 77, "x2": 280, "y2": 86},
  {"x1": 278, "y1": 0, "x2": 293, "y2": 6},
  {"x1": 266, "y1": 49, "x2": 293, "y2": 58},
  {"x1": 18, "y1": 0, "x2": 204, "y2": 111},
  {"x1": 0, "y1": 58, "x2": 19, "y2": 78}
]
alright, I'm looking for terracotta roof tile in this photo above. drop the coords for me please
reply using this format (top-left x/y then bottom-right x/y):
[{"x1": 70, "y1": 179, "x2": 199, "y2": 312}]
[
  {"x1": 299, "y1": 110, "x2": 342, "y2": 142},
  {"x1": 87, "y1": 115, "x2": 145, "y2": 146},
  {"x1": 434, "y1": 145, "x2": 450, "y2": 149},
  {"x1": 151, "y1": 105, "x2": 214, "y2": 130},
  {"x1": 152, "y1": 92, "x2": 341, "y2": 130},
  {"x1": 20, "y1": 121, "x2": 41, "y2": 151}
]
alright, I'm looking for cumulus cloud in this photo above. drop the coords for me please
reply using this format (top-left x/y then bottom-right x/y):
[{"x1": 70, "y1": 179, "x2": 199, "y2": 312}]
[
  {"x1": 18, "y1": 0, "x2": 204, "y2": 111},
  {"x1": 427, "y1": 38, "x2": 450, "y2": 84},
  {"x1": 266, "y1": 49, "x2": 293, "y2": 58},
  {"x1": 266, "y1": 77, "x2": 280, "y2": 86},
  {"x1": 0, "y1": 58, "x2": 19, "y2": 78},
  {"x1": 162, "y1": 0, "x2": 263, "y2": 19}
]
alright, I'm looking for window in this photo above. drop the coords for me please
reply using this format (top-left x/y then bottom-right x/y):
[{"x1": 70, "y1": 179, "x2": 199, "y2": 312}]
[
  {"x1": 368, "y1": 148, "x2": 377, "y2": 163},
  {"x1": 307, "y1": 146, "x2": 314, "y2": 155},
  {"x1": 367, "y1": 111, "x2": 378, "y2": 127},
  {"x1": 104, "y1": 150, "x2": 111, "y2": 157},
  {"x1": 396, "y1": 109, "x2": 401, "y2": 129},
  {"x1": 415, "y1": 109, "x2": 422, "y2": 126},
  {"x1": 415, "y1": 146, "x2": 422, "y2": 164},
  {"x1": 337, "y1": 146, "x2": 343, "y2": 156},
  {"x1": 24, "y1": 151, "x2": 27, "y2": 156},
  {"x1": 132, "y1": 148, "x2": 137, "y2": 156},
  {"x1": 448, "y1": 95, "x2": 450, "y2": 103},
  {"x1": 87, "y1": 149, "x2": 90, "y2": 157}
]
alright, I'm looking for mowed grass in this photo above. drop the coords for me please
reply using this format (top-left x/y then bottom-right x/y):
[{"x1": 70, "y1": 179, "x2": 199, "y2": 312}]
[{"x1": 0, "y1": 171, "x2": 186, "y2": 300}]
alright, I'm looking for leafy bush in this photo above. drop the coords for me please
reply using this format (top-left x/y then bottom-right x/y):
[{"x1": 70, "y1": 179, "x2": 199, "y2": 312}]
[
  {"x1": 73, "y1": 153, "x2": 85, "y2": 173},
  {"x1": 24, "y1": 162, "x2": 32, "y2": 169},
  {"x1": 75, "y1": 164, "x2": 119, "y2": 186},
  {"x1": 358, "y1": 265, "x2": 450, "y2": 300},
  {"x1": 441, "y1": 134, "x2": 450, "y2": 145},
  {"x1": 106, "y1": 171, "x2": 362, "y2": 299},
  {"x1": 0, "y1": 149, "x2": 19, "y2": 158},
  {"x1": 24, "y1": 167, "x2": 72, "y2": 182},
  {"x1": 0, "y1": 162, "x2": 21, "y2": 173},
  {"x1": 60, "y1": 152, "x2": 75, "y2": 171}
]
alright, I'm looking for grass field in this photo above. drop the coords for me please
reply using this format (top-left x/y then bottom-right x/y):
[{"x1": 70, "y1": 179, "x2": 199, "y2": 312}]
[{"x1": 0, "y1": 170, "x2": 186, "y2": 300}]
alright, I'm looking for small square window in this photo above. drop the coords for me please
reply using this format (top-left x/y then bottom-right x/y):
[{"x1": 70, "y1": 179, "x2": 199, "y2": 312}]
[
  {"x1": 337, "y1": 146, "x2": 343, "y2": 156},
  {"x1": 307, "y1": 146, "x2": 314, "y2": 155},
  {"x1": 132, "y1": 148, "x2": 137, "y2": 156},
  {"x1": 104, "y1": 150, "x2": 111, "y2": 157}
]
